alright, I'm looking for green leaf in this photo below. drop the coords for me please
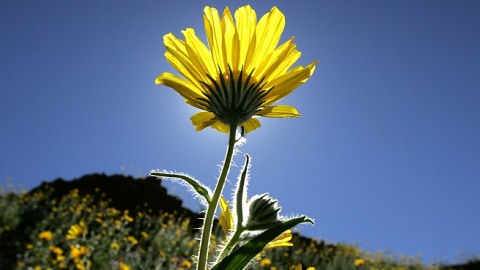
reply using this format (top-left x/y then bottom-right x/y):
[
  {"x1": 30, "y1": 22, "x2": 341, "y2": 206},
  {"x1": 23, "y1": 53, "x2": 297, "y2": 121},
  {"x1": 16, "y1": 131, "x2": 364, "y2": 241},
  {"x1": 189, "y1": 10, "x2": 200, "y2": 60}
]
[
  {"x1": 211, "y1": 216, "x2": 314, "y2": 270},
  {"x1": 150, "y1": 172, "x2": 211, "y2": 204}
]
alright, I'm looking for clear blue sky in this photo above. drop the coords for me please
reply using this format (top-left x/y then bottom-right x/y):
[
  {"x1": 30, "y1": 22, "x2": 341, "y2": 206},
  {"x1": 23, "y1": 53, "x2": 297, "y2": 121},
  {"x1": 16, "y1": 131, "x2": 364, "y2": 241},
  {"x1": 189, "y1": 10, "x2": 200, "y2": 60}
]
[{"x1": 1, "y1": 0, "x2": 479, "y2": 264}]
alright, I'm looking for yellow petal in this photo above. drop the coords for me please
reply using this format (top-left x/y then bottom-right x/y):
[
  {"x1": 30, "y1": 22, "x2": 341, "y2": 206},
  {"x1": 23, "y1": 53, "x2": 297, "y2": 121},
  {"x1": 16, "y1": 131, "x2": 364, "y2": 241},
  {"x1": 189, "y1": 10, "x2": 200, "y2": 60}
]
[
  {"x1": 248, "y1": 7, "x2": 285, "y2": 76},
  {"x1": 264, "y1": 61, "x2": 318, "y2": 105},
  {"x1": 265, "y1": 43, "x2": 301, "y2": 82},
  {"x1": 156, "y1": 73, "x2": 206, "y2": 108},
  {"x1": 219, "y1": 195, "x2": 229, "y2": 213},
  {"x1": 185, "y1": 98, "x2": 207, "y2": 111},
  {"x1": 182, "y1": 28, "x2": 218, "y2": 79},
  {"x1": 163, "y1": 33, "x2": 206, "y2": 88},
  {"x1": 255, "y1": 105, "x2": 301, "y2": 118},
  {"x1": 234, "y1": 5, "x2": 257, "y2": 68},
  {"x1": 257, "y1": 37, "x2": 294, "y2": 81},
  {"x1": 211, "y1": 120, "x2": 230, "y2": 133},
  {"x1": 204, "y1": 7, "x2": 226, "y2": 71},
  {"x1": 222, "y1": 7, "x2": 240, "y2": 73},
  {"x1": 190, "y1": 111, "x2": 216, "y2": 132},
  {"x1": 241, "y1": 118, "x2": 261, "y2": 133}
]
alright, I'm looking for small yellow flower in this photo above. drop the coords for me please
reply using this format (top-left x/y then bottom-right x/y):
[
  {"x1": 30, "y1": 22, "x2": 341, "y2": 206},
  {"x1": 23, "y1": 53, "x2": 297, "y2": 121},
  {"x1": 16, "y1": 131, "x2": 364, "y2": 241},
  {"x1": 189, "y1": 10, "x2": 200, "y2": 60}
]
[
  {"x1": 260, "y1": 258, "x2": 272, "y2": 267},
  {"x1": 111, "y1": 242, "x2": 120, "y2": 249},
  {"x1": 66, "y1": 222, "x2": 88, "y2": 240},
  {"x1": 127, "y1": 236, "x2": 138, "y2": 245},
  {"x1": 157, "y1": 5, "x2": 318, "y2": 134},
  {"x1": 34, "y1": 266, "x2": 42, "y2": 270},
  {"x1": 181, "y1": 260, "x2": 192, "y2": 268},
  {"x1": 141, "y1": 231, "x2": 149, "y2": 238},
  {"x1": 354, "y1": 258, "x2": 365, "y2": 266},
  {"x1": 26, "y1": 244, "x2": 34, "y2": 249},
  {"x1": 159, "y1": 250, "x2": 166, "y2": 257},
  {"x1": 70, "y1": 245, "x2": 89, "y2": 259},
  {"x1": 290, "y1": 264, "x2": 312, "y2": 270},
  {"x1": 49, "y1": 246, "x2": 63, "y2": 255},
  {"x1": 57, "y1": 255, "x2": 65, "y2": 261},
  {"x1": 124, "y1": 215, "x2": 134, "y2": 222},
  {"x1": 59, "y1": 263, "x2": 68, "y2": 268},
  {"x1": 119, "y1": 262, "x2": 131, "y2": 270},
  {"x1": 39, "y1": 231, "x2": 53, "y2": 241}
]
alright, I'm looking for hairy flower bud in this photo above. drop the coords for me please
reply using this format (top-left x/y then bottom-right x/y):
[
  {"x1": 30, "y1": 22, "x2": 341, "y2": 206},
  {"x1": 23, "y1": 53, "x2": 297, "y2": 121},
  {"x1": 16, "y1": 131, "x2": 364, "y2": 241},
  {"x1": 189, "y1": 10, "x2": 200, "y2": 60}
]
[{"x1": 244, "y1": 193, "x2": 283, "y2": 230}]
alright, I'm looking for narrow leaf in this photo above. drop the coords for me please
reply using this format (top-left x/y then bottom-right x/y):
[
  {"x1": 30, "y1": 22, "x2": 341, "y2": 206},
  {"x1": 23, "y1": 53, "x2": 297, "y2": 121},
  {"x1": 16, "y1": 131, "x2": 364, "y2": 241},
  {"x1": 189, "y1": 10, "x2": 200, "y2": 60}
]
[{"x1": 150, "y1": 172, "x2": 211, "y2": 204}]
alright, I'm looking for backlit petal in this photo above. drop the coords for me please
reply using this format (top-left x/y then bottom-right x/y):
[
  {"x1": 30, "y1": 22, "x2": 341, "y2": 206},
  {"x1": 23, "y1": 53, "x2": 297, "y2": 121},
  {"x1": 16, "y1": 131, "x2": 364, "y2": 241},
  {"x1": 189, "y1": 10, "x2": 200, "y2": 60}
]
[
  {"x1": 204, "y1": 7, "x2": 226, "y2": 71},
  {"x1": 234, "y1": 6, "x2": 257, "y2": 68},
  {"x1": 222, "y1": 7, "x2": 240, "y2": 73},
  {"x1": 264, "y1": 61, "x2": 318, "y2": 105},
  {"x1": 248, "y1": 7, "x2": 285, "y2": 76},
  {"x1": 190, "y1": 111, "x2": 216, "y2": 131},
  {"x1": 182, "y1": 28, "x2": 218, "y2": 80},
  {"x1": 156, "y1": 73, "x2": 204, "y2": 106},
  {"x1": 242, "y1": 118, "x2": 261, "y2": 133},
  {"x1": 255, "y1": 105, "x2": 301, "y2": 118},
  {"x1": 164, "y1": 33, "x2": 206, "y2": 88},
  {"x1": 211, "y1": 120, "x2": 230, "y2": 133}
]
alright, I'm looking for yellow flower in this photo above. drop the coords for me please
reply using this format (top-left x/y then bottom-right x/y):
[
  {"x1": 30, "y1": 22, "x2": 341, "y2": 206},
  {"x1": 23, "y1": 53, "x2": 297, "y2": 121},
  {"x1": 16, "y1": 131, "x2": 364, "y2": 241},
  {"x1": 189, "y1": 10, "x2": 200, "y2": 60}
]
[
  {"x1": 66, "y1": 221, "x2": 88, "y2": 240},
  {"x1": 159, "y1": 250, "x2": 166, "y2": 257},
  {"x1": 290, "y1": 265, "x2": 314, "y2": 270},
  {"x1": 265, "y1": 229, "x2": 293, "y2": 249},
  {"x1": 260, "y1": 258, "x2": 272, "y2": 267},
  {"x1": 49, "y1": 246, "x2": 63, "y2": 255},
  {"x1": 70, "y1": 245, "x2": 89, "y2": 259},
  {"x1": 354, "y1": 258, "x2": 365, "y2": 266},
  {"x1": 34, "y1": 266, "x2": 42, "y2": 270},
  {"x1": 219, "y1": 196, "x2": 293, "y2": 248},
  {"x1": 124, "y1": 215, "x2": 134, "y2": 222},
  {"x1": 26, "y1": 244, "x2": 33, "y2": 249},
  {"x1": 127, "y1": 236, "x2": 138, "y2": 245},
  {"x1": 156, "y1": 5, "x2": 318, "y2": 133},
  {"x1": 111, "y1": 242, "x2": 120, "y2": 249},
  {"x1": 141, "y1": 231, "x2": 149, "y2": 238},
  {"x1": 181, "y1": 260, "x2": 192, "y2": 268},
  {"x1": 119, "y1": 262, "x2": 131, "y2": 270},
  {"x1": 39, "y1": 231, "x2": 53, "y2": 241}
]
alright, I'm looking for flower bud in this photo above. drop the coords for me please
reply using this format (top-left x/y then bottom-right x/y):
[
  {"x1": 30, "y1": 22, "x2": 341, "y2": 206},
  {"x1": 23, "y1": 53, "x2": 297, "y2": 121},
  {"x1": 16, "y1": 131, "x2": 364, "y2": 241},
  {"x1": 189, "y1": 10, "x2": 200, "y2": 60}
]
[{"x1": 245, "y1": 193, "x2": 283, "y2": 230}]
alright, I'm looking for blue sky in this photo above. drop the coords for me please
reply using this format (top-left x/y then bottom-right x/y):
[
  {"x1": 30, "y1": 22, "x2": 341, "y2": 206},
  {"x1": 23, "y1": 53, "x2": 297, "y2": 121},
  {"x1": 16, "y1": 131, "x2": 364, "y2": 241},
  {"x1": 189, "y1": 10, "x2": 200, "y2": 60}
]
[{"x1": 1, "y1": 0, "x2": 479, "y2": 264}]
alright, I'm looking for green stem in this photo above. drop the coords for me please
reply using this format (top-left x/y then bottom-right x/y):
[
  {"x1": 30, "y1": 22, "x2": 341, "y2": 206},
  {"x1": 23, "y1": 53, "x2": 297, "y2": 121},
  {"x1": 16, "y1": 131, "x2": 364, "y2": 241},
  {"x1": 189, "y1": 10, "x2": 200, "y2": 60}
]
[
  {"x1": 215, "y1": 226, "x2": 244, "y2": 263},
  {"x1": 197, "y1": 121, "x2": 238, "y2": 270}
]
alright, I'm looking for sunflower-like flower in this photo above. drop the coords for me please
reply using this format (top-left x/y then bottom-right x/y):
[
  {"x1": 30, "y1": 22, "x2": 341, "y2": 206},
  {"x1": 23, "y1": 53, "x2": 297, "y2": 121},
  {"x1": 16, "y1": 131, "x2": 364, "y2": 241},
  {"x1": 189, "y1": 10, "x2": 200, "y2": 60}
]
[
  {"x1": 66, "y1": 221, "x2": 88, "y2": 240},
  {"x1": 156, "y1": 5, "x2": 318, "y2": 133},
  {"x1": 69, "y1": 245, "x2": 89, "y2": 259}
]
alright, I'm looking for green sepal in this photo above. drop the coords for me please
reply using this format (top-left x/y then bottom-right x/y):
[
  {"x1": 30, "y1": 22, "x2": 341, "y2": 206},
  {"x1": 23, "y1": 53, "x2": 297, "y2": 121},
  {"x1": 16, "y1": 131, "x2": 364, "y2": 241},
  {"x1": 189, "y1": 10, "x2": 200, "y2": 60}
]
[
  {"x1": 150, "y1": 172, "x2": 211, "y2": 204},
  {"x1": 211, "y1": 216, "x2": 314, "y2": 270}
]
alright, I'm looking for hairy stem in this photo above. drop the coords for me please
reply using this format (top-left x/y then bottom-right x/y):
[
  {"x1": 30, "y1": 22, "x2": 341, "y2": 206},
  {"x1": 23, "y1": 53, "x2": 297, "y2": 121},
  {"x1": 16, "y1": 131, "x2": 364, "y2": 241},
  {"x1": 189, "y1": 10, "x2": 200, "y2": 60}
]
[{"x1": 197, "y1": 121, "x2": 238, "y2": 270}]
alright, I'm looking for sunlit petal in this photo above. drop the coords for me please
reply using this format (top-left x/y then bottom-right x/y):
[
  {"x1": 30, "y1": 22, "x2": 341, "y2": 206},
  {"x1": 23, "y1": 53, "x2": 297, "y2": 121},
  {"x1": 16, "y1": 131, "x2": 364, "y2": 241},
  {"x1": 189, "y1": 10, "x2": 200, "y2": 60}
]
[
  {"x1": 255, "y1": 105, "x2": 301, "y2": 118},
  {"x1": 190, "y1": 111, "x2": 216, "y2": 131},
  {"x1": 242, "y1": 117, "x2": 261, "y2": 133}
]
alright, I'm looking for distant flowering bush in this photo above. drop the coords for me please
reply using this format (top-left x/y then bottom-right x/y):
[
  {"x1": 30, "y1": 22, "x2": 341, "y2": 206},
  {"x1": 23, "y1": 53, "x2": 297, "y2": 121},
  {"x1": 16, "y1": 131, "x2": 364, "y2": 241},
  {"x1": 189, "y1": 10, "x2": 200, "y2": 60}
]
[{"x1": 0, "y1": 180, "x2": 442, "y2": 270}]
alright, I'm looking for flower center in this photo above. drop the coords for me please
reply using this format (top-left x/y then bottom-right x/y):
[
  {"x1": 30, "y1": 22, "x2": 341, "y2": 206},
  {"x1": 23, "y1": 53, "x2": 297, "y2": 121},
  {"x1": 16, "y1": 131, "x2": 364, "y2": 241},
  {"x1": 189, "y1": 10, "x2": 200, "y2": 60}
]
[{"x1": 197, "y1": 66, "x2": 272, "y2": 126}]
